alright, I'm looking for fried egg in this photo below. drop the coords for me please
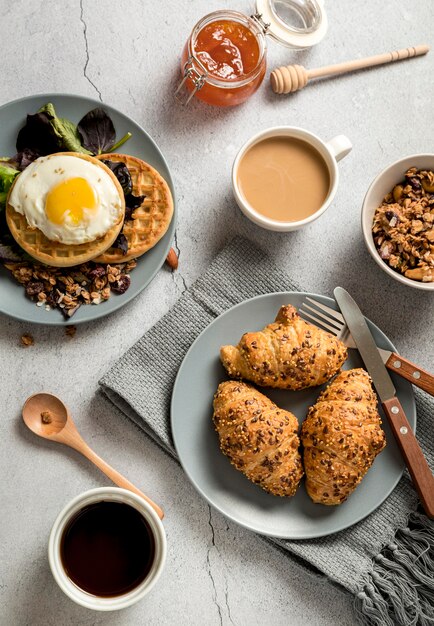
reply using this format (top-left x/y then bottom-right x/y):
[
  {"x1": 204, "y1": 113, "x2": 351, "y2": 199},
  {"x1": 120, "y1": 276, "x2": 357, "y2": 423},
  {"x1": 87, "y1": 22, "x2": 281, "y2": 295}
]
[{"x1": 8, "y1": 154, "x2": 123, "y2": 245}]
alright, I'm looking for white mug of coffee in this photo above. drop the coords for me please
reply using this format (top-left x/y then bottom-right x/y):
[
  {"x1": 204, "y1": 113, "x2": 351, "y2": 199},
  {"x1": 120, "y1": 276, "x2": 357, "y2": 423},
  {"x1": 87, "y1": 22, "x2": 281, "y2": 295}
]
[
  {"x1": 48, "y1": 487, "x2": 166, "y2": 611},
  {"x1": 232, "y1": 126, "x2": 352, "y2": 232}
]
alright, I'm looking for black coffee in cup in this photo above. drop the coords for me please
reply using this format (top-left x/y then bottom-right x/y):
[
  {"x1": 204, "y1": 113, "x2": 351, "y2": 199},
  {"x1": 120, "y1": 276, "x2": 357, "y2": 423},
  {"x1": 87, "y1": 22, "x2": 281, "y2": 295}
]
[{"x1": 60, "y1": 500, "x2": 155, "y2": 597}]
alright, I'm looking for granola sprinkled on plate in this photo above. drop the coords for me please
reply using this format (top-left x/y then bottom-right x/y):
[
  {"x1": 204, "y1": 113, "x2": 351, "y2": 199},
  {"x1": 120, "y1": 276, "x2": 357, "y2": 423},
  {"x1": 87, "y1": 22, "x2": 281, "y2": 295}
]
[{"x1": 5, "y1": 260, "x2": 137, "y2": 318}]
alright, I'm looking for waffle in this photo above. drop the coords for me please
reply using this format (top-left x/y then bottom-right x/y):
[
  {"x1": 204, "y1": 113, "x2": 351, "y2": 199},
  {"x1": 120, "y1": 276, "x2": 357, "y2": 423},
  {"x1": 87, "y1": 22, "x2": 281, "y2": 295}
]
[
  {"x1": 93, "y1": 153, "x2": 174, "y2": 263},
  {"x1": 5, "y1": 153, "x2": 125, "y2": 268}
]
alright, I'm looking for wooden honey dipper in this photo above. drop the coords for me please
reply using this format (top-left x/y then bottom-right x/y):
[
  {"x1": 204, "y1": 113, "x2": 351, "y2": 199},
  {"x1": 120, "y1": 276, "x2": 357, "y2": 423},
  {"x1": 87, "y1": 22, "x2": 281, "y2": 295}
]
[{"x1": 271, "y1": 44, "x2": 430, "y2": 95}]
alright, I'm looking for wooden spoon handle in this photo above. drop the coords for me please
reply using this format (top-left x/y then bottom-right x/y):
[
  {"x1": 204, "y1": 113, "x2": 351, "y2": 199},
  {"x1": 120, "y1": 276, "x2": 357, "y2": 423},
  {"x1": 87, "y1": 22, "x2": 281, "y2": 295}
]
[
  {"x1": 77, "y1": 441, "x2": 164, "y2": 520},
  {"x1": 382, "y1": 397, "x2": 434, "y2": 519},
  {"x1": 309, "y1": 45, "x2": 430, "y2": 80},
  {"x1": 386, "y1": 353, "x2": 434, "y2": 397}
]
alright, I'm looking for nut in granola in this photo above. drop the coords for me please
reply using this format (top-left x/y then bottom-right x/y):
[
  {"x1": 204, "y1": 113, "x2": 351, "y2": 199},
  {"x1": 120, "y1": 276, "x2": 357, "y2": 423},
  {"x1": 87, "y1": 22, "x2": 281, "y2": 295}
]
[{"x1": 21, "y1": 333, "x2": 34, "y2": 347}]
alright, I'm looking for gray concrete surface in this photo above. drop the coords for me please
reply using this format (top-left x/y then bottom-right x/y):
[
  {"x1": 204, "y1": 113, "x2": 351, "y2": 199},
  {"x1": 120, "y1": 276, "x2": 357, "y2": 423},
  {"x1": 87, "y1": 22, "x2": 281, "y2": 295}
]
[{"x1": 1, "y1": 1, "x2": 433, "y2": 624}]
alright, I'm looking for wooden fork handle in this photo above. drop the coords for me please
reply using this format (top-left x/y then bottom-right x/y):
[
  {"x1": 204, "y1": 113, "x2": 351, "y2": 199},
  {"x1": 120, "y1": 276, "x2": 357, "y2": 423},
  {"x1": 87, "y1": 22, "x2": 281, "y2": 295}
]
[
  {"x1": 78, "y1": 442, "x2": 164, "y2": 520},
  {"x1": 385, "y1": 353, "x2": 434, "y2": 397},
  {"x1": 382, "y1": 397, "x2": 434, "y2": 519}
]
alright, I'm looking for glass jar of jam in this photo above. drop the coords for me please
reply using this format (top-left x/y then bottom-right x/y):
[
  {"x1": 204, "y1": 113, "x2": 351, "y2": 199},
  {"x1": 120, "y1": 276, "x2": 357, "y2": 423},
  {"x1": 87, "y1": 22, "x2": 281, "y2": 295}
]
[{"x1": 176, "y1": 1, "x2": 328, "y2": 107}]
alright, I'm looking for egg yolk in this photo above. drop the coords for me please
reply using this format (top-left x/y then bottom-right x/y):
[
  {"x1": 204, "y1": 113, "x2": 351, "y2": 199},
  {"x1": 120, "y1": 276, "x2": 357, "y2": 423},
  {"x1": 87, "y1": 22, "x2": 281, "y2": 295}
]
[{"x1": 45, "y1": 177, "x2": 97, "y2": 225}]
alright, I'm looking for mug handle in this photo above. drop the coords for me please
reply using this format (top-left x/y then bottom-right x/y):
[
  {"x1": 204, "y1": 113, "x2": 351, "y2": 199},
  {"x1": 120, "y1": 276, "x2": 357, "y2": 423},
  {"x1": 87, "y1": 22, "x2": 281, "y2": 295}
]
[{"x1": 326, "y1": 135, "x2": 352, "y2": 162}]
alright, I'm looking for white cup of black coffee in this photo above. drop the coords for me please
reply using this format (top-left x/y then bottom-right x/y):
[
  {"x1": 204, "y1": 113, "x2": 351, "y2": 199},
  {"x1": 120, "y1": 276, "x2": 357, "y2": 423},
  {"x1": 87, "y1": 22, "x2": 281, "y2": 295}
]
[{"x1": 48, "y1": 487, "x2": 166, "y2": 611}]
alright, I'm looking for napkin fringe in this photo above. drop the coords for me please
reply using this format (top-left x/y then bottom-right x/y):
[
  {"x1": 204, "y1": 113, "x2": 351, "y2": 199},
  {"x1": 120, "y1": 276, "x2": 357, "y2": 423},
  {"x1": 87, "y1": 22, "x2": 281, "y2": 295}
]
[{"x1": 354, "y1": 511, "x2": 434, "y2": 626}]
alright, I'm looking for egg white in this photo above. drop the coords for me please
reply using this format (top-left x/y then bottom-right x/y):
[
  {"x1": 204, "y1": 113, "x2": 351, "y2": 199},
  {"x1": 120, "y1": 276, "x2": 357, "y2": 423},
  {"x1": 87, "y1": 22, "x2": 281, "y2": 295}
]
[{"x1": 8, "y1": 155, "x2": 123, "y2": 245}]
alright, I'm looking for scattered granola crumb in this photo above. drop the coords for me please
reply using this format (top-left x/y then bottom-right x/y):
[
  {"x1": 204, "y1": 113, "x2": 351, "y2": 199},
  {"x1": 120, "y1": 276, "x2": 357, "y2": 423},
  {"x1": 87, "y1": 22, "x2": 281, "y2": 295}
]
[
  {"x1": 21, "y1": 333, "x2": 34, "y2": 347},
  {"x1": 65, "y1": 326, "x2": 77, "y2": 338},
  {"x1": 165, "y1": 247, "x2": 178, "y2": 270},
  {"x1": 41, "y1": 410, "x2": 52, "y2": 424}
]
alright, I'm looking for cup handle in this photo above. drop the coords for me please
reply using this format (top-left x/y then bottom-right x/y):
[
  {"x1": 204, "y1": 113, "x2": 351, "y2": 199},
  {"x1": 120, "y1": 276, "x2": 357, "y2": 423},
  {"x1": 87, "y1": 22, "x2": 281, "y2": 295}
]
[{"x1": 326, "y1": 135, "x2": 352, "y2": 162}]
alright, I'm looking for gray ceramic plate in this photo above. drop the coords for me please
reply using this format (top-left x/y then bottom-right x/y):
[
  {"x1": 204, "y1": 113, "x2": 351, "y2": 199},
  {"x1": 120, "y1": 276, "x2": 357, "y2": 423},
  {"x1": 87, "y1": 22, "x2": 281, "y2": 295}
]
[
  {"x1": 171, "y1": 293, "x2": 416, "y2": 539},
  {"x1": 0, "y1": 93, "x2": 176, "y2": 325}
]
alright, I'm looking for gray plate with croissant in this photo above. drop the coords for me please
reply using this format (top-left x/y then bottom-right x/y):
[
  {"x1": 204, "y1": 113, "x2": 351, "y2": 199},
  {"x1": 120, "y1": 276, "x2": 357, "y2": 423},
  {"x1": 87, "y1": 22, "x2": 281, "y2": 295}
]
[{"x1": 171, "y1": 293, "x2": 416, "y2": 539}]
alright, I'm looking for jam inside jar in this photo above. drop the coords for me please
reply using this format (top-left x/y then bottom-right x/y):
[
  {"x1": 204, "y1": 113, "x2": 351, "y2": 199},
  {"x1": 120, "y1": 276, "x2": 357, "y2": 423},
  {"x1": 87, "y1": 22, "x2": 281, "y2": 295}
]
[{"x1": 178, "y1": 11, "x2": 267, "y2": 107}]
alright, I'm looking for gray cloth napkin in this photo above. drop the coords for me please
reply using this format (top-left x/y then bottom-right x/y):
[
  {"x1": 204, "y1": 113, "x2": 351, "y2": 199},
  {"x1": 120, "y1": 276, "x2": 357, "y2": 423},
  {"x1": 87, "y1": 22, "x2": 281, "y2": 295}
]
[{"x1": 100, "y1": 236, "x2": 434, "y2": 626}]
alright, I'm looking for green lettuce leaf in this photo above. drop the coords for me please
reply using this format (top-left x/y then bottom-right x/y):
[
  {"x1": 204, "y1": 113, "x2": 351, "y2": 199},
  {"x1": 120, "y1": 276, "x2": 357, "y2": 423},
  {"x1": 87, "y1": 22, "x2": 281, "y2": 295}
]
[
  {"x1": 0, "y1": 163, "x2": 19, "y2": 209},
  {"x1": 38, "y1": 103, "x2": 92, "y2": 155},
  {"x1": 58, "y1": 117, "x2": 90, "y2": 153}
]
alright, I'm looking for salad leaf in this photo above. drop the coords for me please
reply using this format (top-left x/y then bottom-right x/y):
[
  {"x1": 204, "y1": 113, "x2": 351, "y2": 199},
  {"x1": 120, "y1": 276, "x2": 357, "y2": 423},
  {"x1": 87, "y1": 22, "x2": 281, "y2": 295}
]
[
  {"x1": 15, "y1": 103, "x2": 131, "y2": 164},
  {"x1": 102, "y1": 160, "x2": 132, "y2": 195},
  {"x1": 125, "y1": 192, "x2": 146, "y2": 220},
  {"x1": 15, "y1": 103, "x2": 91, "y2": 159},
  {"x1": 112, "y1": 233, "x2": 128, "y2": 255},
  {"x1": 0, "y1": 163, "x2": 34, "y2": 265},
  {"x1": 0, "y1": 242, "x2": 28, "y2": 263},
  {"x1": 16, "y1": 110, "x2": 59, "y2": 155},
  {"x1": 125, "y1": 193, "x2": 146, "y2": 209},
  {"x1": 59, "y1": 118, "x2": 91, "y2": 153},
  {"x1": 9, "y1": 149, "x2": 40, "y2": 170},
  {"x1": 38, "y1": 103, "x2": 92, "y2": 154},
  {"x1": 101, "y1": 159, "x2": 145, "y2": 219},
  {"x1": 78, "y1": 108, "x2": 116, "y2": 154},
  {"x1": 0, "y1": 165, "x2": 28, "y2": 262},
  {"x1": 0, "y1": 163, "x2": 19, "y2": 208}
]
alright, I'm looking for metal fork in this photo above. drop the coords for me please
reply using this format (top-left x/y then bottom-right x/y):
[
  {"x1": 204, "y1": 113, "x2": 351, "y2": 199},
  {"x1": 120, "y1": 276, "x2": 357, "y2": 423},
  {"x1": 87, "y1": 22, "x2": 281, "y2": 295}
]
[{"x1": 299, "y1": 296, "x2": 434, "y2": 396}]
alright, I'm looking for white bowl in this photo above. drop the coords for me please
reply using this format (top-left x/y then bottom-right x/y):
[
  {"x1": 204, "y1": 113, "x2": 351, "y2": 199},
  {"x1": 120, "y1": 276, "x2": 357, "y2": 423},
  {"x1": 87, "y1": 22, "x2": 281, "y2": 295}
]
[
  {"x1": 362, "y1": 154, "x2": 434, "y2": 291},
  {"x1": 48, "y1": 487, "x2": 166, "y2": 611},
  {"x1": 231, "y1": 126, "x2": 352, "y2": 232}
]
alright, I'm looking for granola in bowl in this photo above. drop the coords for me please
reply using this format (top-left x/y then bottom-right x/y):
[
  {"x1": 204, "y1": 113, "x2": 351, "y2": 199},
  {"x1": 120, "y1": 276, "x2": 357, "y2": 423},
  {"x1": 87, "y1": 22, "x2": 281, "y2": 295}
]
[{"x1": 372, "y1": 168, "x2": 434, "y2": 282}]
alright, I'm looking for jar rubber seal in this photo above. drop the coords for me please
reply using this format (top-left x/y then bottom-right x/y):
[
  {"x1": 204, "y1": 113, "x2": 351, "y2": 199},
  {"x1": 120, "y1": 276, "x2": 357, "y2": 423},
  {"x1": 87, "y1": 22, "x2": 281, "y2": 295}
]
[{"x1": 254, "y1": 0, "x2": 328, "y2": 48}]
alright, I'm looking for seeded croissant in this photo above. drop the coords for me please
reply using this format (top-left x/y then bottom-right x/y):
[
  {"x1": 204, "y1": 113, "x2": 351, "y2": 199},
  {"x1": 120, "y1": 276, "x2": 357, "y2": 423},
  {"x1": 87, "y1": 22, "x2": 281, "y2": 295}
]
[
  {"x1": 301, "y1": 369, "x2": 386, "y2": 505},
  {"x1": 213, "y1": 381, "x2": 303, "y2": 497},
  {"x1": 220, "y1": 305, "x2": 347, "y2": 390}
]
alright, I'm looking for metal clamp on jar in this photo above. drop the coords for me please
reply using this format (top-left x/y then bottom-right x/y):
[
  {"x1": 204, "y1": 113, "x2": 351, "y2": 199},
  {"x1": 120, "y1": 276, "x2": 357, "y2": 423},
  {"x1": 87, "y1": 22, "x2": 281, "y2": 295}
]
[{"x1": 175, "y1": 0, "x2": 328, "y2": 107}]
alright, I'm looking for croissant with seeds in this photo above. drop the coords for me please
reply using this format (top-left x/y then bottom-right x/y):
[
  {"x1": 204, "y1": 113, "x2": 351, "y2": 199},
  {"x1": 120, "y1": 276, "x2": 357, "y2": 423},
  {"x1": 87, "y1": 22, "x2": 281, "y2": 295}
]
[
  {"x1": 220, "y1": 305, "x2": 347, "y2": 391},
  {"x1": 301, "y1": 369, "x2": 386, "y2": 505},
  {"x1": 213, "y1": 381, "x2": 303, "y2": 497}
]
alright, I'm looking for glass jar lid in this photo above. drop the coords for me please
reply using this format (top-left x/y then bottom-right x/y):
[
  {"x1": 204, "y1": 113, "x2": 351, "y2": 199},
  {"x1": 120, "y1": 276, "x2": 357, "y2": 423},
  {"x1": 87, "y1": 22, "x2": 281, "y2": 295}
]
[{"x1": 254, "y1": 0, "x2": 327, "y2": 48}]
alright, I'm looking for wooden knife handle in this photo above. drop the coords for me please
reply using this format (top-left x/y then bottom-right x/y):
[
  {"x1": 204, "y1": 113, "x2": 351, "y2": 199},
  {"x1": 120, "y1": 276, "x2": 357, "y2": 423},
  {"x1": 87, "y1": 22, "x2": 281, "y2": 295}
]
[
  {"x1": 386, "y1": 353, "x2": 434, "y2": 397},
  {"x1": 382, "y1": 397, "x2": 434, "y2": 518}
]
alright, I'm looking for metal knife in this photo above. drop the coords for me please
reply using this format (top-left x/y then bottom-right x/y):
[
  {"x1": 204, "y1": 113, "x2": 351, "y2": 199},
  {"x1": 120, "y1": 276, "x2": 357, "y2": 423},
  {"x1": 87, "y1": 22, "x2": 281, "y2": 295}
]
[{"x1": 334, "y1": 286, "x2": 434, "y2": 519}]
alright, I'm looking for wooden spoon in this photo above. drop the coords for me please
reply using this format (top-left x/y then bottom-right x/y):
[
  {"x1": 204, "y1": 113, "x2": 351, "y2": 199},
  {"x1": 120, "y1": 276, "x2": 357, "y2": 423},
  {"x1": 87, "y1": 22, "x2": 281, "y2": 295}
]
[{"x1": 22, "y1": 392, "x2": 164, "y2": 520}]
